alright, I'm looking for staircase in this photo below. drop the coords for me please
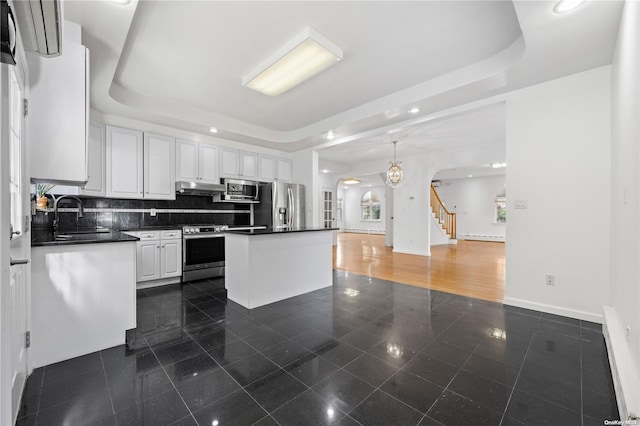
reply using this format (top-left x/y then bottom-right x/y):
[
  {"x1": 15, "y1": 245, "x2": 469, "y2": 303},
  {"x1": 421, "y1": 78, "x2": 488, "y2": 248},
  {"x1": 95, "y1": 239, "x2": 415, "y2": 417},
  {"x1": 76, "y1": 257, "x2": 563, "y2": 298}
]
[{"x1": 430, "y1": 184, "x2": 456, "y2": 239}]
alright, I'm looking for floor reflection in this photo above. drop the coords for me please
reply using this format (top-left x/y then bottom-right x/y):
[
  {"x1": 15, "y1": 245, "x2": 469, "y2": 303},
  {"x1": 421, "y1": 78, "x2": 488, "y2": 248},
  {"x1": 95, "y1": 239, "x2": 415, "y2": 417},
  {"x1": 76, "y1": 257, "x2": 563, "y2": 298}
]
[{"x1": 17, "y1": 273, "x2": 617, "y2": 426}]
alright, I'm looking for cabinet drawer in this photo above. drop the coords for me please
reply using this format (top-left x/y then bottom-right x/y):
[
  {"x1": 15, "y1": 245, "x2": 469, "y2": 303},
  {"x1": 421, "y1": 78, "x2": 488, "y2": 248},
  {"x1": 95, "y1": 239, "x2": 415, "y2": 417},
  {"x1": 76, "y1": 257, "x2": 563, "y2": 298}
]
[
  {"x1": 161, "y1": 230, "x2": 182, "y2": 239},
  {"x1": 138, "y1": 231, "x2": 160, "y2": 240}
]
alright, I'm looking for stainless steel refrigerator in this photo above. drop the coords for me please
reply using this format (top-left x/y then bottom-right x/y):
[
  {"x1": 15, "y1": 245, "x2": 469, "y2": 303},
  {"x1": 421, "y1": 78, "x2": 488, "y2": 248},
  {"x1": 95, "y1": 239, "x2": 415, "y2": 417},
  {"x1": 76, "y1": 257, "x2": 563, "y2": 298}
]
[{"x1": 255, "y1": 182, "x2": 305, "y2": 229}]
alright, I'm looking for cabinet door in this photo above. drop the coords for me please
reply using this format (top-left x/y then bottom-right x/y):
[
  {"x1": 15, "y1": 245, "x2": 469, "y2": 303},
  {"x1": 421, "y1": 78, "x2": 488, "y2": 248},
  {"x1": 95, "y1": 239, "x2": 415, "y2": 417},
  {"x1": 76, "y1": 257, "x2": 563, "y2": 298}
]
[
  {"x1": 276, "y1": 158, "x2": 292, "y2": 182},
  {"x1": 161, "y1": 239, "x2": 182, "y2": 278},
  {"x1": 240, "y1": 151, "x2": 257, "y2": 179},
  {"x1": 220, "y1": 148, "x2": 240, "y2": 178},
  {"x1": 106, "y1": 126, "x2": 143, "y2": 199},
  {"x1": 258, "y1": 155, "x2": 276, "y2": 181},
  {"x1": 137, "y1": 240, "x2": 160, "y2": 282},
  {"x1": 80, "y1": 122, "x2": 105, "y2": 196},
  {"x1": 144, "y1": 133, "x2": 176, "y2": 200},
  {"x1": 176, "y1": 139, "x2": 198, "y2": 182},
  {"x1": 29, "y1": 43, "x2": 88, "y2": 184},
  {"x1": 199, "y1": 144, "x2": 219, "y2": 184}
]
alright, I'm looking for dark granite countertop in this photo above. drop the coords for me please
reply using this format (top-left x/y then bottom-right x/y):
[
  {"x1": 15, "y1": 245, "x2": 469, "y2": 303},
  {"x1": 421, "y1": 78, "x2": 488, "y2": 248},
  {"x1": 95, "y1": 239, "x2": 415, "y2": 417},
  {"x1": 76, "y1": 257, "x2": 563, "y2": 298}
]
[
  {"x1": 32, "y1": 230, "x2": 139, "y2": 247},
  {"x1": 116, "y1": 226, "x2": 183, "y2": 232},
  {"x1": 225, "y1": 227, "x2": 338, "y2": 236}
]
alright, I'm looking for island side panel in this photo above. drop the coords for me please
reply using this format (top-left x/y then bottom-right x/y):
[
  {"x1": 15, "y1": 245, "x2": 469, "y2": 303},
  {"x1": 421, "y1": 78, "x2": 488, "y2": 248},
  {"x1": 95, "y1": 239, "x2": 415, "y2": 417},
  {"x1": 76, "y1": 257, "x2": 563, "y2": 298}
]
[
  {"x1": 31, "y1": 242, "x2": 136, "y2": 368},
  {"x1": 225, "y1": 231, "x2": 333, "y2": 309}
]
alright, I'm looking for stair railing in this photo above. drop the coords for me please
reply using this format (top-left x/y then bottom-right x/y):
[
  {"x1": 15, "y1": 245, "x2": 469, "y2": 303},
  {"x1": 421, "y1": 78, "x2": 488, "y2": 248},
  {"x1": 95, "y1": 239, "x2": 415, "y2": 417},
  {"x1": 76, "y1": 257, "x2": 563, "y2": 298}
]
[{"x1": 430, "y1": 184, "x2": 456, "y2": 239}]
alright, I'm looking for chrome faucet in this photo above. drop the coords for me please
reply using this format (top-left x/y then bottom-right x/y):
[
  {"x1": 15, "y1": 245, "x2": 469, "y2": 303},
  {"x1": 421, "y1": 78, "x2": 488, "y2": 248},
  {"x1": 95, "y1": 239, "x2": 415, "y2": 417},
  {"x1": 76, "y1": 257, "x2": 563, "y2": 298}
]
[{"x1": 53, "y1": 195, "x2": 84, "y2": 232}]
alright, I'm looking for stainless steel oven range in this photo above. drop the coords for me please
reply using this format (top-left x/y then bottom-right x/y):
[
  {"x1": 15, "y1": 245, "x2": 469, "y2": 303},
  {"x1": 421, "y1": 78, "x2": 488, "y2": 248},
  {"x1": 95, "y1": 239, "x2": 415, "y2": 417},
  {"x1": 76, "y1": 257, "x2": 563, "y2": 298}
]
[
  {"x1": 182, "y1": 225, "x2": 228, "y2": 281},
  {"x1": 181, "y1": 224, "x2": 266, "y2": 281}
]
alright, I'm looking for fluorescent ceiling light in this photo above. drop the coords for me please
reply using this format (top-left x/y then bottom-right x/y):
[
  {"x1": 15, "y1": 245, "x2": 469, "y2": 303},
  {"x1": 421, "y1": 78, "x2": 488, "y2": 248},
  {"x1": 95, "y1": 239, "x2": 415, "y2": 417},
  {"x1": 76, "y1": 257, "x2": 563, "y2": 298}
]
[
  {"x1": 342, "y1": 177, "x2": 360, "y2": 185},
  {"x1": 490, "y1": 162, "x2": 507, "y2": 168},
  {"x1": 553, "y1": 0, "x2": 585, "y2": 14},
  {"x1": 242, "y1": 27, "x2": 343, "y2": 96}
]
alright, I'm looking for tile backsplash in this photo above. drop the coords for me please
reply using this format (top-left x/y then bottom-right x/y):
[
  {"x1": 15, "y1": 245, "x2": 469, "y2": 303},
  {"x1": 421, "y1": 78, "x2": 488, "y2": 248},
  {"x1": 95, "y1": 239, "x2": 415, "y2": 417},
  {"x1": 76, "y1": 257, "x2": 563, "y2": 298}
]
[{"x1": 31, "y1": 194, "x2": 252, "y2": 231}]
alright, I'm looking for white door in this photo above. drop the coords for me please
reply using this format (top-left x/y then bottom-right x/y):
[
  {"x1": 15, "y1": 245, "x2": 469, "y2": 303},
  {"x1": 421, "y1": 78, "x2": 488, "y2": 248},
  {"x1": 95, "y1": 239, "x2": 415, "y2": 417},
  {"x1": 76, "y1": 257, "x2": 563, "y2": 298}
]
[
  {"x1": 239, "y1": 151, "x2": 257, "y2": 179},
  {"x1": 176, "y1": 139, "x2": 198, "y2": 182},
  {"x1": 220, "y1": 148, "x2": 240, "y2": 178},
  {"x1": 106, "y1": 126, "x2": 143, "y2": 199},
  {"x1": 161, "y1": 239, "x2": 182, "y2": 278},
  {"x1": 1, "y1": 61, "x2": 30, "y2": 425},
  {"x1": 144, "y1": 133, "x2": 175, "y2": 200},
  {"x1": 137, "y1": 241, "x2": 161, "y2": 282},
  {"x1": 198, "y1": 144, "x2": 219, "y2": 184},
  {"x1": 322, "y1": 189, "x2": 335, "y2": 229},
  {"x1": 80, "y1": 121, "x2": 105, "y2": 196}
]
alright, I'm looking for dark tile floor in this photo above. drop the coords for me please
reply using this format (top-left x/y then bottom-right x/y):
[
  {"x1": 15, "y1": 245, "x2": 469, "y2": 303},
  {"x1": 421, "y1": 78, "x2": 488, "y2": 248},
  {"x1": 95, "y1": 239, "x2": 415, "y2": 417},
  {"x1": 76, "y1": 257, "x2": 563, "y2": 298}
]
[{"x1": 16, "y1": 271, "x2": 619, "y2": 425}]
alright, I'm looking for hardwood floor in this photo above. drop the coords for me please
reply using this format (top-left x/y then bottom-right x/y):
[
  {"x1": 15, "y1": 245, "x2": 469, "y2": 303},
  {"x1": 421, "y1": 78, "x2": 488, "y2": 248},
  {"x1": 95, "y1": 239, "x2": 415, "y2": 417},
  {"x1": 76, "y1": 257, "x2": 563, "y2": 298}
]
[{"x1": 333, "y1": 233, "x2": 505, "y2": 303}]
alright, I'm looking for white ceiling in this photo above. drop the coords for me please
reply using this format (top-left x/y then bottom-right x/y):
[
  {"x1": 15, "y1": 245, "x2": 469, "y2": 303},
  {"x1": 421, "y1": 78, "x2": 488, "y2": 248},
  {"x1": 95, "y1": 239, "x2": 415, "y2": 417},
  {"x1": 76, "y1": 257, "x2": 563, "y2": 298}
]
[{"x1": 62, "y1": 0, "x2": 623, "y2": 165}]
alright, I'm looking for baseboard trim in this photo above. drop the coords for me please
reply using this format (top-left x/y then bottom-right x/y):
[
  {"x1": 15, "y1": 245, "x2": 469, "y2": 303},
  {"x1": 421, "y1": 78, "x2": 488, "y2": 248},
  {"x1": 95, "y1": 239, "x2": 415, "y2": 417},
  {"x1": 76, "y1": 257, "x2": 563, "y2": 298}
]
[
  {"x1": 503, "y1": 296, "x2": 602, "y2": 323},
  {"x1": 392, "y1": 247, "x2": 431, "y2": 257},
  {"x1": 603, "y1": 307, "x2": 640, "y2": 422}
]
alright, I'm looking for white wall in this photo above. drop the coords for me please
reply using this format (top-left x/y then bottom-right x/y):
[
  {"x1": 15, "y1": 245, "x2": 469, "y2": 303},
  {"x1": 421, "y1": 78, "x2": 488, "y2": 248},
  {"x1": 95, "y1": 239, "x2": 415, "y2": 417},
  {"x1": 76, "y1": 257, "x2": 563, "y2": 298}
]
[
  {"x1": 292, "y1": 149, "x2": 320, "y2": 227},
  {"x1": 609, "y1": 0, "x2": 640, "y2": 417},
  {"x1": 342, "y1": 185, "x2": 386, "y2": 234},
  {"x1": 437, "y1": 175, "x2": 506, "y2": 240},
  {"x1": 504, "y1": 66, "x2": 611, "y2": 322}
]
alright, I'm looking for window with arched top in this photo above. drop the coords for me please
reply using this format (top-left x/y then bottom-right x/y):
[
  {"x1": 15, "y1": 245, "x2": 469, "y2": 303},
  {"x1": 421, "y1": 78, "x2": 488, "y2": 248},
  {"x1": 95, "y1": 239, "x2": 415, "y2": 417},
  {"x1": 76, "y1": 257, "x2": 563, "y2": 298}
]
[{"x1": 361, "y1": 190, "x2": 381, "y2": 221}]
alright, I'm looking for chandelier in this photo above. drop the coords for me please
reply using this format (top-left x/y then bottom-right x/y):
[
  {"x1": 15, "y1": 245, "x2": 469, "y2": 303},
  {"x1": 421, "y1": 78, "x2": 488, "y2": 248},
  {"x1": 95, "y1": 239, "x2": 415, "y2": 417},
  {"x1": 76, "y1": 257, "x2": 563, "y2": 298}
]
[{"x1": 386, "y1": 141, "x2": 403, "y2": 187}]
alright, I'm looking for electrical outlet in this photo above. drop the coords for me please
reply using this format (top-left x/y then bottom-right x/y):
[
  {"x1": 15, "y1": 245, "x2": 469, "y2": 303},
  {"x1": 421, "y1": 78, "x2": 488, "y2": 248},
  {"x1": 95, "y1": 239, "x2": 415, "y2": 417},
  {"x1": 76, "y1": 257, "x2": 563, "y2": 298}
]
[
  {"x1": 150, "y1": 208, "x2": 157, "y2": 217},
  {"x1": 545, "y1": 274, "x2": 555, "y2": 286}
]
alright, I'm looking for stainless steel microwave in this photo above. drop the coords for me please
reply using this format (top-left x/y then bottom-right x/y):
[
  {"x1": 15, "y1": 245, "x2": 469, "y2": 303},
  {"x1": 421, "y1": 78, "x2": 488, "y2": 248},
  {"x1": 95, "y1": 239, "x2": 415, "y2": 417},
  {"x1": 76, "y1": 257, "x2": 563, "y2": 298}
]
[{"x1": 222, "y1": 178, "x2": 259, "y2": 202}]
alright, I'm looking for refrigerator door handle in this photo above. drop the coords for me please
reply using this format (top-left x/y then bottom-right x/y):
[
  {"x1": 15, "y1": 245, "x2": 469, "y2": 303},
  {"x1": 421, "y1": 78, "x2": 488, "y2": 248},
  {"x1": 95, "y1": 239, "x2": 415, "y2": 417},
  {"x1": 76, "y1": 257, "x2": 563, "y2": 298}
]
[{"x1": 288, "y1": 187, "x2": 294, "y2": 228}]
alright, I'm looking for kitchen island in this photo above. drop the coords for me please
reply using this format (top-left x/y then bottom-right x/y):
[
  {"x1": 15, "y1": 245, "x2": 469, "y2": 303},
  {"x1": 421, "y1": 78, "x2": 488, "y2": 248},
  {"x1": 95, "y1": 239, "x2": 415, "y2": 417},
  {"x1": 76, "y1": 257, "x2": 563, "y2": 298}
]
[
  {"x1": 225, "y1": 227, "x2": 336, "y2": 309},
  {"x1": 31, "y1": 230, "x2": 138, "y2": 367}
]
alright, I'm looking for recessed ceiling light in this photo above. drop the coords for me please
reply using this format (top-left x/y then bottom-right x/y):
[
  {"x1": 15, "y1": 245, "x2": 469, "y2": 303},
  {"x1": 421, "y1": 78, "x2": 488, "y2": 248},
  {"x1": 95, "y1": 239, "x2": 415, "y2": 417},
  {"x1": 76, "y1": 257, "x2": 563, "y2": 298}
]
[
  {"x1": 468, "y1": 174, "x2": 473, "y2": 178},
  {"x1": 490, "y1": 162, "x2": 507, "y2": 169},
  {"x1": 321, "y1": 169, "x2": 331, "y2": 173},
  {"x1": 208, "y1": 127, "x2": 219, "y2": 134},
  {"x1": 326, "y1": 130, "x2": 335, "y2": 140},
  {"x1": 242, "y1": 27, "x2": 343, "y2": 96},
  {"x1": 553, "y1": 0, "x2": 585, "y2": 14},
  {"x1": 409, "y1": 107, "x2": 420, "y2": 114},
  {"x1": 110, "y1": 0, "x2": 131, "y2": 4}
]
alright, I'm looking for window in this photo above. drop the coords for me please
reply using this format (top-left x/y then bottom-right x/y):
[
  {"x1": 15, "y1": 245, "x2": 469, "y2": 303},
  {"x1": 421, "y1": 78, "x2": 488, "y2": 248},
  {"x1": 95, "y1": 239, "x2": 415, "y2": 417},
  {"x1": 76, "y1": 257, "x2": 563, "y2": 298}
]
[
  {"x1": 361, "y1": 191, "x2": 381, "y2": 221},
  {"x1": 495, "y1": 197, "x2": 506, "y2": 223}
]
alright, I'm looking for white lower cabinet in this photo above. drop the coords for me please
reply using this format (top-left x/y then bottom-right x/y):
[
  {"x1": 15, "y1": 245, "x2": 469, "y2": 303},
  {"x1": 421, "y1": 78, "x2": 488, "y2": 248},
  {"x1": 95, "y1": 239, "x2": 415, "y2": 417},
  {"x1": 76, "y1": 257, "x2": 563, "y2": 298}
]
[
  {"x1": 160, "y1": 231, "x2": 182, "y2": 279},
  {"x1": 131, "y1": 230, "x2": 182, "y2": 288}
]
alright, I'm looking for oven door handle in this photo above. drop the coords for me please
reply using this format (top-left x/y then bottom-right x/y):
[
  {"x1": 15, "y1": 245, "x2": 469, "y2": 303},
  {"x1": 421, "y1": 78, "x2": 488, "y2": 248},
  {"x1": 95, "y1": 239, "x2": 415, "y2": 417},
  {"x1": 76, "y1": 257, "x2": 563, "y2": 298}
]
[{"x1": 183, "y1": 233, "x2": 226, "y2": 240}]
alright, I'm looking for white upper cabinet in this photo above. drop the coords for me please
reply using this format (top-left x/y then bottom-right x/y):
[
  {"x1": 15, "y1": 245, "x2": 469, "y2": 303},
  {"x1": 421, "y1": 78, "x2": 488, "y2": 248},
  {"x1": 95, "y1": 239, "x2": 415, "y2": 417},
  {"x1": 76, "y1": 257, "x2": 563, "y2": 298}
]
[
  {"x1": 176, "y1": 140, "x2": 198, "y2": 182},
  {"x1": 258, "y1": 155, "x2": 292, "y2": 182},
  {"x1": 276, "y1": 158, "x2": 292, "y2": 182},
  {"x1": 220, "y1": 148, "x2": 257, "y2": 180},
  {"x1": 144, "y1": 133, "x2": 176, "y2": 200},
  {"x1": 106, "y1": 126, "x2": 144, "y2": 199},
  {"x1": 199, "y1": 144, "x2": 219, "y2": 183},
  {"x1": 258, "y1": 155, "x2": 276, "y2": 181},
  {"x1": 176, "y1": 140, "x2": 219, "y2": 184},
  {"x1": 29, "y1": 39, "x2": 89, "y2": 185},
  {"x1": 80, "y1": 122, "x2": 106, "y2": 196}
]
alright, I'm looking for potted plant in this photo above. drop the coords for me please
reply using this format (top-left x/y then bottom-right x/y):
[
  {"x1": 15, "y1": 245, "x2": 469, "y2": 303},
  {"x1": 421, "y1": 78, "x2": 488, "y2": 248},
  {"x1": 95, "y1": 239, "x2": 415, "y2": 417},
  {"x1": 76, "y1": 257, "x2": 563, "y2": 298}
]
[{"x1": 36, "y1": 184, "x2": 55, "y2": 210}]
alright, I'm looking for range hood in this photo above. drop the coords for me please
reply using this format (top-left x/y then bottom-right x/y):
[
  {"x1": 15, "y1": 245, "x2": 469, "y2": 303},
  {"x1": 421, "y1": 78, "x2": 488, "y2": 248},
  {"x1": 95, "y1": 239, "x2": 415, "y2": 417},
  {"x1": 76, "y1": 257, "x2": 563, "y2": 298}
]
[{"x1": 175, "y1": 181, "x2": 225, "y2": 196}]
